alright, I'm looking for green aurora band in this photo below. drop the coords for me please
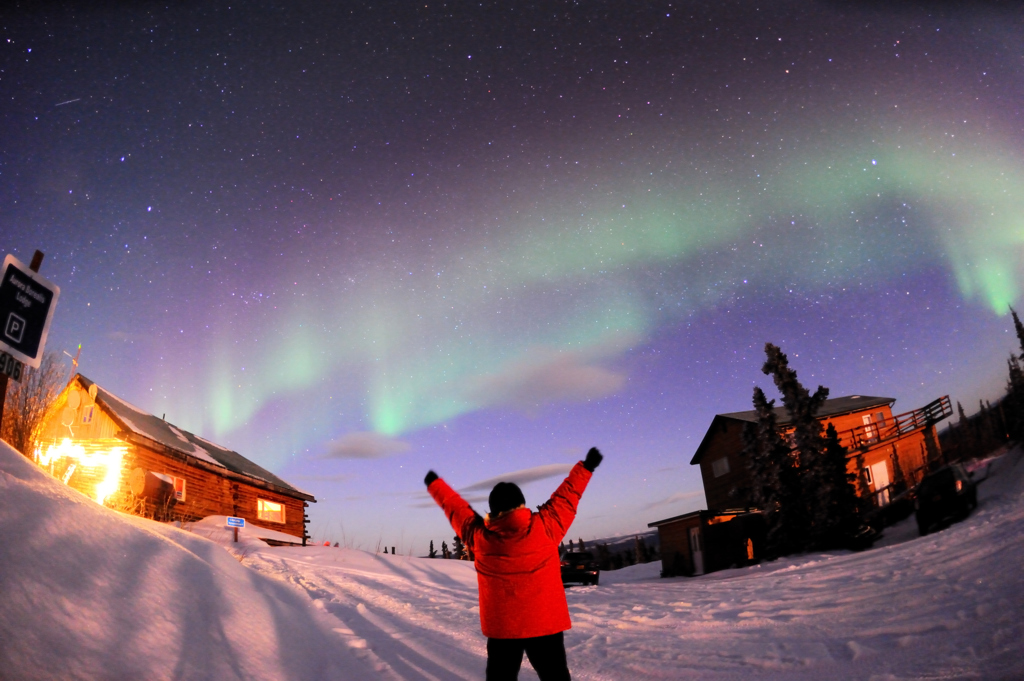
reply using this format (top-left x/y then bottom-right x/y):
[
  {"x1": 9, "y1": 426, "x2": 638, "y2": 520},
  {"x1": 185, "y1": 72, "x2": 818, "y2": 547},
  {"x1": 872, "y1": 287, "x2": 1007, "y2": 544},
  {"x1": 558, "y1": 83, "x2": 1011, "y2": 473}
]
[{"x1": 174, "y1": 131, "x2": 1024, "y2": 445}]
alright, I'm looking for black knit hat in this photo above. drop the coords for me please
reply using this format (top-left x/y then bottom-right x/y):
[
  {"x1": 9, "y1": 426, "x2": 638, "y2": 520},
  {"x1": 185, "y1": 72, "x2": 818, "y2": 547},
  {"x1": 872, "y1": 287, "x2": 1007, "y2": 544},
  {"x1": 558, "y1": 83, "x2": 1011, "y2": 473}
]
[{"x1": 489, "y1": 482, "x2": 526, "y2": 516}]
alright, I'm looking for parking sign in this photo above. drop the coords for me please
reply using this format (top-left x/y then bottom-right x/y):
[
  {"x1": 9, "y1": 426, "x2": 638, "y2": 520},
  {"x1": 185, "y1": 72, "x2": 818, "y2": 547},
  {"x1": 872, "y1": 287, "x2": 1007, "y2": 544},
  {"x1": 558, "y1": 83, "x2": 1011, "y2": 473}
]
[{"x1": 0, "y1": 254, "x2": 60, "y2": 368}]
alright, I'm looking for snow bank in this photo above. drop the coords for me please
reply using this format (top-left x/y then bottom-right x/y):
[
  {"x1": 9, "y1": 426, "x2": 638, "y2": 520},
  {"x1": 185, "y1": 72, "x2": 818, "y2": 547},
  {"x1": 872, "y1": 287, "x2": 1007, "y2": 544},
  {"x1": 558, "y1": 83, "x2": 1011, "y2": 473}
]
[
  {"x1": 241, "y1": 450, "x2": 1024, "y2": 680},
  {"x1": 3, "y1": 436, "x2": 1024, "y2": 680},
  {"x1": 0, "y1": 440, "x2": 373, "y2": 681}
]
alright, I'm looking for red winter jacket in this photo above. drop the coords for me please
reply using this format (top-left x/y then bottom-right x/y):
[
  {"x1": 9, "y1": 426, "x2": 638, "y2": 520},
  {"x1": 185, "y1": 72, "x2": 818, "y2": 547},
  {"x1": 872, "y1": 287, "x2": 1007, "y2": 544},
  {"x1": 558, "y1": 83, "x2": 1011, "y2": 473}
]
[{"x1": 428, "y1": 462, "x2": 592, "y2": 639}]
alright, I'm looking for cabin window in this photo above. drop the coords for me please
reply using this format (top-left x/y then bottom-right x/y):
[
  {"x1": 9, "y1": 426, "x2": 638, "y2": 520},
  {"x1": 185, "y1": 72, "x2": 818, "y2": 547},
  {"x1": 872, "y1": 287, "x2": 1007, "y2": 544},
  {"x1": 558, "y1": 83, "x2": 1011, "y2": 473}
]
[
  {"x1": 258, "y1": 499, "x2": 285, "y2": 524},
  {"x1": 874, "y1": 411, "x2": 886, "y2": 425},
  {"x1": 712, "y1": 457, "x2": 730, "y2": 478},
  {"x1": 81, "y1": 406, "x2": 94, "y2": 424},
  {"x1": 863, "y1": 467, "x2": 873, "y2": 484},
  {"x1": 172, "y1": 476, "x2": 186, "y2": 502}
]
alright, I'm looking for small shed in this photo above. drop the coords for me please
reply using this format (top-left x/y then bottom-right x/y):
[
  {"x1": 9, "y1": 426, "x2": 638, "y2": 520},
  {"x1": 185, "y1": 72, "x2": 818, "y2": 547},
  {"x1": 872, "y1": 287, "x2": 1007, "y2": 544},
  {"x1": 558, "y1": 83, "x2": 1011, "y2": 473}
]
[
  {"x1": 34, "y1": 374, "x2": 315, "y2": 543},
  {"x1": 648, "y1": 509, "x2": 765, "y2": 577}
]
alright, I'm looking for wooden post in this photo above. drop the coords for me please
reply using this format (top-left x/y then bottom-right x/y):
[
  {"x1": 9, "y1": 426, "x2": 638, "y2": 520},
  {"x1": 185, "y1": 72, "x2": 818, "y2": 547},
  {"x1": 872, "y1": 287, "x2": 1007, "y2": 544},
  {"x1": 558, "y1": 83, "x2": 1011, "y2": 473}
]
[
  {"x1": 0, "y1": 250, "x2": 44, "y2": 432},
  {"x1": 234, "y1": 526, "x2": 239, "y2": 543}
]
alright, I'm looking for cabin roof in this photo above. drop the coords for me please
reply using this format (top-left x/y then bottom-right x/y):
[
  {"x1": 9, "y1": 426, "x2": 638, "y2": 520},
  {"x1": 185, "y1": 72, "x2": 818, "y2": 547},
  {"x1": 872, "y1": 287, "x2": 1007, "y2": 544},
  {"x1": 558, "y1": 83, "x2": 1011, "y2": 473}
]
[
  {"x1": 76, "y1": 374, "x2": 314, "y2": 501},
  {"x1": 690, "y1": 394, "x2": 895, "y2": 465}
]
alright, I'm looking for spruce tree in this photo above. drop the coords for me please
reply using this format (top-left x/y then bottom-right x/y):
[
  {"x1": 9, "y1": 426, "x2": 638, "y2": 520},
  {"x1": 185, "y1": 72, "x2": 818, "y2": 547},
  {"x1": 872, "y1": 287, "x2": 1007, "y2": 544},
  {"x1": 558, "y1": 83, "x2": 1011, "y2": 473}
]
[
  {"x1": 429, "y1": 540, "x2": 437, "y2": 558},
  {"x1": 1007, "y1": 307, "x2": 1024, "y2": 440},
  {"x1": 742, "y1": 385, "x2": 803, "y2": 556},
  {"x1": 635, "y1": 536, "x2": 648, "y2": 563},
  {"x1": 441, "y1": 541, "x2": 450, "y2": 559},
  {"x1": 761, "y1": 343, "x2": 831, "y2": 550},
  {"x1": 820, "y1": 422, "x2": 863, "y2": 547},
  {"x1": 452, "y1": 535, "x2": 466, "y2": 560}
]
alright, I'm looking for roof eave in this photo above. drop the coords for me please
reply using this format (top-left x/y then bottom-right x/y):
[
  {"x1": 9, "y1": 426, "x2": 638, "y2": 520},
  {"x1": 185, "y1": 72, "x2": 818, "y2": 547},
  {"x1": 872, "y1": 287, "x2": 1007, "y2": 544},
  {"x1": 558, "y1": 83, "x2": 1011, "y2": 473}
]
[{"x1": 120, "y1": 431, "x2": 317, "y2": 502}]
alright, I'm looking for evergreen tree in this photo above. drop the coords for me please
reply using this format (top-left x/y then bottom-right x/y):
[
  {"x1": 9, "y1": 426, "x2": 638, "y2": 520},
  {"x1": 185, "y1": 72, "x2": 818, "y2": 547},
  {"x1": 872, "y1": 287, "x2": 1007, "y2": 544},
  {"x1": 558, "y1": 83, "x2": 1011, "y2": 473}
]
[
  {"x1": 1006, "y1": 307, "x2": 1024, "y2": 440},
  {"x1": 820, "y1": 422, "x2": 864, "y2": 547},
  {"x1": 429, "y1": 540, "x2": 437, "y2": 558},
  {"x1": 596, "y1": 543, "x2": 611, "y2": 570},
  {"x1": 441, "y1": 541, "x2": 450, "y2": 559},
  {"x1": 742, "y1": 385, "x2": 804, "y2": 556},
  {"x1": 635, "y1": 536, "x2": 649, "y2": 563},
  {"x1": 1012, "y1": 306, "x2": 1024, "y2": 354},
  {"x1": 452, "y1": 535, "x2": 466, "y2": 560},
  {"x1": 761, "y1": 343, "x2": 831, "y2": 550}
]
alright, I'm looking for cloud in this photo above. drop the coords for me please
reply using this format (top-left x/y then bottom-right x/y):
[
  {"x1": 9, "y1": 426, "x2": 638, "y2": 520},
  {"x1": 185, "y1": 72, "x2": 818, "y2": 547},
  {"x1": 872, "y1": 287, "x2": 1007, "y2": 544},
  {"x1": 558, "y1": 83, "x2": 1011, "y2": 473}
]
[
  {"x1": 643, "y1": 490, "x2": 705, "y2": 510},
  {"x1": 322, "y1": 432, "x2": 410, "y2": 459},
  {"x1": 460, "y1": 463, "x2": 575, "y2": 492},
  {"x1": 465, "y1": 347, "x2": 627, "y2": 413},
  {"x1": 408, "y1": 463, "x2": 576, "y2": 509},
  {"x1": 291, "y1": 473, "x2": 354, "y2": 483}
]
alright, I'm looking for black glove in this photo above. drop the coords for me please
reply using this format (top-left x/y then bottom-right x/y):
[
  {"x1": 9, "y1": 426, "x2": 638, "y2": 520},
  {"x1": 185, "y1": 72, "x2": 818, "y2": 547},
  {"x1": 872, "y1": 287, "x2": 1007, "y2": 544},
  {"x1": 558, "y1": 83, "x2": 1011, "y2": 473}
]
[
  {"x1": 583, "y1": 447, "x2": 603, "y2": 472},
  {"x1": 424, "y1": 470, "x2": 439, "y2": 486}
]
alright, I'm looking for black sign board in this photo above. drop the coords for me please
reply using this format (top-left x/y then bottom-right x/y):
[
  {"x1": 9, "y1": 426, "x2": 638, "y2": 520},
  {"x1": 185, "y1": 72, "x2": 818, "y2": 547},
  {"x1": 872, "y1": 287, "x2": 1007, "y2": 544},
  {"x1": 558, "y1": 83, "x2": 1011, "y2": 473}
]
[{"x1": 0, "y1": 254, "x2": 60, "y2": 369}]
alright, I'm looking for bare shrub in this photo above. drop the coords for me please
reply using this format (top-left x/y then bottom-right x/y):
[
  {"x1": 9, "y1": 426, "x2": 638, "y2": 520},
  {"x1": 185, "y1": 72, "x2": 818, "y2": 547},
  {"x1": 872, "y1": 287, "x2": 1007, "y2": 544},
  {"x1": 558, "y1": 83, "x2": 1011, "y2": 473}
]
[{"x1": 1, "y1": 351, "x2": 68, "y2": 456}]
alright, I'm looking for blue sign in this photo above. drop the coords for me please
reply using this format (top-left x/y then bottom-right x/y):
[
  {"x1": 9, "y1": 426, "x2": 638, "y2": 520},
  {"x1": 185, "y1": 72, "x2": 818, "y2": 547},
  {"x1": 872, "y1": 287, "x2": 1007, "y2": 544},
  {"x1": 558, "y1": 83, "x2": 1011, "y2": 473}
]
[{"x1": 226, "y1": 516, "x2": 245, "y2": 528}]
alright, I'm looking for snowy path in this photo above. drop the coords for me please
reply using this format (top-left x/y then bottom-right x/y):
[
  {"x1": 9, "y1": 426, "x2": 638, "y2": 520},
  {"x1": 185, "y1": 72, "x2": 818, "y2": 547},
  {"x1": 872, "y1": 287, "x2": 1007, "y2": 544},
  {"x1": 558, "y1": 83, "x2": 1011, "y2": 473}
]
[{"x1": 239, "y1": 450, "x2": 1024, "y2": 680}]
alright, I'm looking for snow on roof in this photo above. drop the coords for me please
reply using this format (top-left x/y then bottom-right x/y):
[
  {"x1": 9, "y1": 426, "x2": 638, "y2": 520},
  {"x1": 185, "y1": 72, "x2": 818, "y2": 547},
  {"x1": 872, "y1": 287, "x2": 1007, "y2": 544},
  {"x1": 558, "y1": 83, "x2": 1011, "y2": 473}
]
[
  {"x1": 76, "y1": 374, "x2": 313, "y2": 500},
  {"x1": 718, "y1": 394, "x2": 895, "y2": 425}
]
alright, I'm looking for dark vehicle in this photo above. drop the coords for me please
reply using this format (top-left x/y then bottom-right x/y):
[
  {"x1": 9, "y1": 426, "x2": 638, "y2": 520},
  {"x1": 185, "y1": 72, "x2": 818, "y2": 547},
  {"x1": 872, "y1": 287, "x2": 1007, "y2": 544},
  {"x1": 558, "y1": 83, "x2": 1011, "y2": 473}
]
[
  {"x1": 560, "y1": 551, "x2": 600, "y2": 586},
  {"x1": 915, "y1": 463, "x2": 978, "y2": 536}
]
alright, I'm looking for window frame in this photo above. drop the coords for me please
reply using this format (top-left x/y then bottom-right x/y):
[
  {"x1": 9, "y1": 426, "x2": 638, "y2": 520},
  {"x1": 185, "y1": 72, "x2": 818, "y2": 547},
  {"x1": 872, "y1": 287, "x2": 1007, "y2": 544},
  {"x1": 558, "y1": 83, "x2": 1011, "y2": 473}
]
[{"x1": 257, "y1": 498, "x2": 286, "y2": 524}]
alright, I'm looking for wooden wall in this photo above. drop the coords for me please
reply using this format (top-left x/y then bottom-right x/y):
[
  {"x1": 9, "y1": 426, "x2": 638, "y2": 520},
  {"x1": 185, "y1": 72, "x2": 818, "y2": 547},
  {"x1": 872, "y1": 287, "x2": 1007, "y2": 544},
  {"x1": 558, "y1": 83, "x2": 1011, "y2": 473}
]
[
  {"x1": 697, "y1": 404, "x2": 941, "y2": 511},
  {"x1": 35, "y1": 381, "x2": 308, "y2": 541},
  {"x1": 656, "y1": 515, "x2": 699, "y2": 577},
  {"x1": 699, "y1": 420, "x2": 755, "y2": 510}
]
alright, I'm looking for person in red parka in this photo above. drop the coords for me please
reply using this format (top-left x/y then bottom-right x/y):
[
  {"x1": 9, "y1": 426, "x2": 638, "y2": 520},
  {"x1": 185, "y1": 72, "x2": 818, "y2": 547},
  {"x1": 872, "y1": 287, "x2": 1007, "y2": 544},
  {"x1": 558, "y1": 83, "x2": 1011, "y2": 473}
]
[{"x1": 424, "y1": 447, "x2": 603, "y2": 681}]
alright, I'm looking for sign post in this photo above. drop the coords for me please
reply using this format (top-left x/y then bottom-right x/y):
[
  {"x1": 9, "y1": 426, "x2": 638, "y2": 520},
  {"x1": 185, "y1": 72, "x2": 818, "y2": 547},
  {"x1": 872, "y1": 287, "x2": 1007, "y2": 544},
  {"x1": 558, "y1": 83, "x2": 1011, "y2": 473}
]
[
  {"x1": 0, "y1": 250, "x2": 58, "y2": 427},
  {"x1": 226, "y1": 516, "x2": 245, "y2": 543}
]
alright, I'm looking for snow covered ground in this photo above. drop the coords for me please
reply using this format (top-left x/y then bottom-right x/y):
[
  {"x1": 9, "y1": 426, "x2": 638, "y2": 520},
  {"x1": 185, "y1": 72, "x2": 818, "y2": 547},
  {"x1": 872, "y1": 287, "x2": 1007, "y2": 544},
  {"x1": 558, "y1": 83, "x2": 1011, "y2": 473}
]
[{"x1": 2, "y1": 438, "x2": 1022, "y2": 680}]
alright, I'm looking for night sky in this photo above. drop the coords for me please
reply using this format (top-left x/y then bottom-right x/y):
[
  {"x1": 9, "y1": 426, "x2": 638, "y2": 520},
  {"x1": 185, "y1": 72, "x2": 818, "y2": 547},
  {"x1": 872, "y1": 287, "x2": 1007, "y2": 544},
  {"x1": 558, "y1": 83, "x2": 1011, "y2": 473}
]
[{"x1": 3, "y1": 1, "x2": 1022, "y2": 551}]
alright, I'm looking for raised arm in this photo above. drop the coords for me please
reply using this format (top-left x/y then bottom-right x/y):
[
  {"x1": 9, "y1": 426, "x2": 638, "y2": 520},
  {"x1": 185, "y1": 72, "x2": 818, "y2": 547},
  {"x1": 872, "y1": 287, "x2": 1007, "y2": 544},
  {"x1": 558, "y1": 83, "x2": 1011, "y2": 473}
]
[
  {"x1": 425, "y1": 470, "x2": 484, "y2": 547},
  {"x1": 537, "y1": 448, "x2": 602, "y2": 542}
]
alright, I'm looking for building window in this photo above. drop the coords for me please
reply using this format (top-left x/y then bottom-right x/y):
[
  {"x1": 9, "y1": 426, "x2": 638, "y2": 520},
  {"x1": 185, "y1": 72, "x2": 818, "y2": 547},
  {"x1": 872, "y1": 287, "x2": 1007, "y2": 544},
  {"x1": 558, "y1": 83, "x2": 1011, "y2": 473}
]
[
  {"x1": 712, "y1": 457, "x2": 730, "y2": 478},
  {"x1": 81, "y1": 406, "x2": 94, "y2": 424},
  {"x1": 258, "y1": 498, "x2": 285, "y2": 524},
  {"x1": 172, "y1": 476, "x2": 186, "y2": 502}
]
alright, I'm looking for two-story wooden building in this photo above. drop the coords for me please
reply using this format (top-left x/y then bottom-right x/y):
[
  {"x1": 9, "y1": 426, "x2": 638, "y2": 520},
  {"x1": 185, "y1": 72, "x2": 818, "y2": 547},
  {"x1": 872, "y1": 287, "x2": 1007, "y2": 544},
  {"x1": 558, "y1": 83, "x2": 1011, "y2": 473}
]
[
  {"x1": 651, "y1": 394, "x2": 951, "y2": 576},
  {"x1": 33, "y1": 374, "x2": 315, "y2": 543}
]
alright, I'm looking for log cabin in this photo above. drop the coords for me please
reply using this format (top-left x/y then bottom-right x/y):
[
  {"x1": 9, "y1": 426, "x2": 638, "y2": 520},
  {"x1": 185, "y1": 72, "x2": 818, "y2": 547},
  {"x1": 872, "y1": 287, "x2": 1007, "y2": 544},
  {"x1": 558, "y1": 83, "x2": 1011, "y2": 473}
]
[
  {"x1": 33, "y1": 374, "x2": 315, "y2": 543},
  {"x1": 651, "y1": 394, "x2": 951, "y2": 576}
]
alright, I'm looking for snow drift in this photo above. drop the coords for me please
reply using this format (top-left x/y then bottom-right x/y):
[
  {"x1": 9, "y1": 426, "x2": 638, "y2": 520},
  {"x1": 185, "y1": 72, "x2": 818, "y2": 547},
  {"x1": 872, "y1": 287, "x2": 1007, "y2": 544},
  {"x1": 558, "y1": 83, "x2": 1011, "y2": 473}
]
[{"x1": 2, "y1": 436, "x2": 1024, "y2": 679}]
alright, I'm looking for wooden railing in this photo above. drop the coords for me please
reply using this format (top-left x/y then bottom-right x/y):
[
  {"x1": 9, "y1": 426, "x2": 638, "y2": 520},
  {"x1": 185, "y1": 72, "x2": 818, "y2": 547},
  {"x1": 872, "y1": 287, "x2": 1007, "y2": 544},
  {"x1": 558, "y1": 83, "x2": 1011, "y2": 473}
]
[{"x1": 835, "y1": 395, "x2": 952, "y2": 451}]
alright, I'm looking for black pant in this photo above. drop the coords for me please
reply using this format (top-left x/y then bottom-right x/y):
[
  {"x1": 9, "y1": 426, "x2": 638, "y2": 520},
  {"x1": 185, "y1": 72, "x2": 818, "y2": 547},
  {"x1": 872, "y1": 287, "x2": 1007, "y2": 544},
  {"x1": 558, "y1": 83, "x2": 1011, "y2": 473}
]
[{"x1": 486, "y1": 632, "x2": 570, "y2": 681}]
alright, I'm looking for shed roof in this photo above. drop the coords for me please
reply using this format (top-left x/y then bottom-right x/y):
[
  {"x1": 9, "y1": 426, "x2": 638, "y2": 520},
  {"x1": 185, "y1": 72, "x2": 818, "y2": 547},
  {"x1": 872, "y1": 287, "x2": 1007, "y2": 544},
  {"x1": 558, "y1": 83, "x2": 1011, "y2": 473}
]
[
  {"x1": 690, "y1": 394, "x2": 895, "y2": 465},
  {"x1": 75, "y1": 374, "x2": 314, "y2": 502}
]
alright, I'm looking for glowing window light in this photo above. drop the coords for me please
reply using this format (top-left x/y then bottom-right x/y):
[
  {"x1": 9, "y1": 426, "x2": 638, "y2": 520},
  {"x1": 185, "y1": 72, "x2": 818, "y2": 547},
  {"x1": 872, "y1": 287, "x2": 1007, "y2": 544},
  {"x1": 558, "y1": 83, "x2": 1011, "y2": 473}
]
[
  {"x1": 257, "y1": 499, "x2": 285, "y2": 524},
  {"x1": 34, "y1": 438, "x2": 126, "y2": 506}
]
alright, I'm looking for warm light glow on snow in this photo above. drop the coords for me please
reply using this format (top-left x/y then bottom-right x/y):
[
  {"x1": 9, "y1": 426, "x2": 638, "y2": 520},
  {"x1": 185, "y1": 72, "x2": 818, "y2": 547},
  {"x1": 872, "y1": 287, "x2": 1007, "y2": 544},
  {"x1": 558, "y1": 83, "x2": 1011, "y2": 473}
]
[{"x1": 35, "y1": 438, "x2": 126, "y2": 505}]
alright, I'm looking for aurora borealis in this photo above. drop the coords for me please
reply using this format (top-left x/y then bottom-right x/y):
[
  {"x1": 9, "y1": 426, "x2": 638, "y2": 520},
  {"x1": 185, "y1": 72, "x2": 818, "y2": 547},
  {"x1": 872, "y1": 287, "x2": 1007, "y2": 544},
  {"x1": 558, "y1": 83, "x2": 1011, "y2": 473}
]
[{"x1": 3, "y1": 1, "x2": 1023, "y2": 548}]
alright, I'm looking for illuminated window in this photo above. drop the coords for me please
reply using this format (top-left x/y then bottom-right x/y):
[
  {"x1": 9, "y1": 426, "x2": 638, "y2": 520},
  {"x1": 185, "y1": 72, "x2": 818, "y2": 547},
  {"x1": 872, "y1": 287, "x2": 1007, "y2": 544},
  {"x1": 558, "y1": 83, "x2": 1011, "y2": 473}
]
[
  {"x1": 258, "y1": 499, "x2": 285, "y2": 524},
  {"x1": 172, "y1": 477, "x2": 186, "y2": 502},
  {"x1": 711, "y1": 457, "x2": 730, "y2": 478}
]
